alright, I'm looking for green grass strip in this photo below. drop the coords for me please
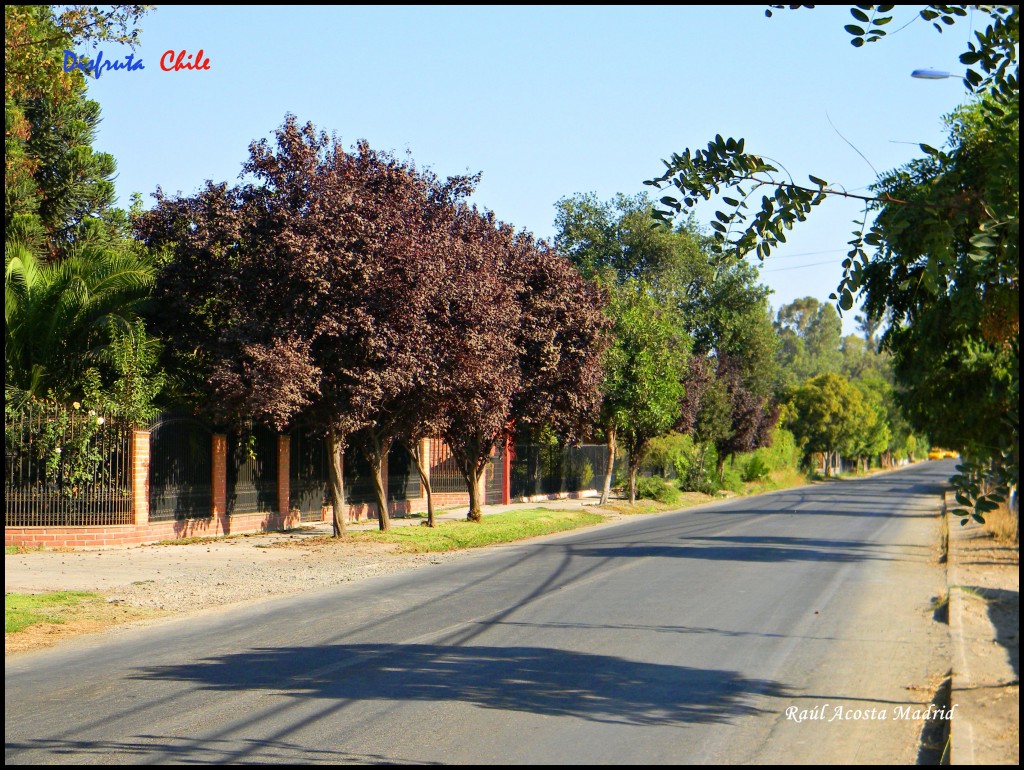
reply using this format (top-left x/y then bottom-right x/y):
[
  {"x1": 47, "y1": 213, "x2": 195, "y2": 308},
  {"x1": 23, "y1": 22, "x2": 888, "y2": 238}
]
[
  {"x1": 5, "y1": 591, "x2": 100, "y2": 634},
  {"x1": 347, "y1": 508, "x2": 606, "y2": 553}
]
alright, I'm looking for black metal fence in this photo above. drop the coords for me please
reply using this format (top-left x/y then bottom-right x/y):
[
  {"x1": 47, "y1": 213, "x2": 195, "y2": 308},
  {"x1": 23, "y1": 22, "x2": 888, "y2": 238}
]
[
  {"x1": 428, "y1": 438, "x2": 465, "y2": 493},
  {"x1": 289, "y1": 432, "x2": 423, "y2": 520},
  {"x1": 148, "y1": 413, "x2": 213, "y2": 522},
  {"x1": 388, "y1": 443, "x2": 421, "y2": 502},
  {"x1": 5, "y1": 400, "x2": 132, "y2": 527},
  {"x1": 426, "y1": 438, "x2": 504, "y2": 503},
  {"x1": 510, "y1": 444, "x2": 607, "y2": 499},
  {"x1": 6, "y1": 404, "x2": 613, "y2": 530},
  {"x1": 485, "y1": 447, "x2": 504, "y2": 505}
]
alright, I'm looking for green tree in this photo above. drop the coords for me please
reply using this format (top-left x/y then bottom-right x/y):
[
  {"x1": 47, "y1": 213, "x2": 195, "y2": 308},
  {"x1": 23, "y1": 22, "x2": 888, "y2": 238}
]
[
  {"x1": 554, "y1": 192, "x2": 689, "y2": 286},
  {"x1": 785, "y1": 373, "x2": 866, "y2": 476},
  {"x1": 849, "y1": 379, "x2": 891, "y2": 473},
  {"x1": 603, "y1": 281, "x2": 690, "y2": 503},
  {"x1": 6, "y1": 5, "x2": 151, "y2": 254},
  {"x1": 862, "y1": 100, "x2": 1017, "y2": 519},
  {"x1": 857, "y1": 375, "x2": 916, "y2": 467},
  {"x1": 555, "y1": 192, "x2": 779, "y2": 501},
  {"x1": 839, "y1": 334, "x2": 892, "y2": 384},
  {"x1": 860, "y1": 97, "x2": 1017, "y2": 525},
  {"x1": 555, "y1": 193, "x2": 694, "y2": 503},
  {"x1": 773, "y1": 297, "x2": 843, "y2": 392},
  {"x1": 664, "y1": 232, "x2": 779, "y2": 398},
  {"x1": 5, "y1": 5, "x2": 150, "y2": 104},
  {"x1": 5, "y1": 5, "x2": 160, "y2": 414}
]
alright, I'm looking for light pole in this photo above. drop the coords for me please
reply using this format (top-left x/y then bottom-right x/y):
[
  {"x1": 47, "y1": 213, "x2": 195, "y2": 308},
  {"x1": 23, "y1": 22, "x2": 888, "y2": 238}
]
[{"x1": 911, "y1": 68, "x2": 952, "y2": 79}]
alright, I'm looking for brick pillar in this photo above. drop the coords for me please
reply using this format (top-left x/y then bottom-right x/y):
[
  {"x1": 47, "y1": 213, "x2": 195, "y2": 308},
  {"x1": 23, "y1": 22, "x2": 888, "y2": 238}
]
[
  {"x1": 277, "y1": 435, "x2": 290, "y2": 516},
  {"x1": 131, "y1": 429, "x2": 151, "y2": 526},
  {"x1": 212, "y1": 434, "x2": 228, "y2": 525}
]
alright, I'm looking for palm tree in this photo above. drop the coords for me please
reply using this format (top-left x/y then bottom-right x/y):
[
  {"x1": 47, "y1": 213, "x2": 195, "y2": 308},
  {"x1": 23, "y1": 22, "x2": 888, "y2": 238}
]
[{"x1": 5, "y1": 238, "x2": 156, "y2": 401}]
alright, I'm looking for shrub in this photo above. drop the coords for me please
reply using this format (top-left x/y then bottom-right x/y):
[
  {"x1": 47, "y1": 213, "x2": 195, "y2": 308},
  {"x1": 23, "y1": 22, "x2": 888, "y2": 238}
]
[
  {"x1": 721, "y1": 466, "x2": 745, "y2": 494},
  {"x1": 565, "y1": 456, "x2": 594, "y2": 493},
  {"x1": 742, "y1": 454, "x2": 770, "y2": 483},
  {"x1": 733, "y1": 427, "x2": 800, "y2": 483},
  {"x1": 642, "y1": 432, "x2": 693, "y2": 479},
  {"x1": 635, "y1": 476, "x2": 683, "y2": 506},
  {"x1": 679, "y1": 463, "x2": 720, "y2": 496}
]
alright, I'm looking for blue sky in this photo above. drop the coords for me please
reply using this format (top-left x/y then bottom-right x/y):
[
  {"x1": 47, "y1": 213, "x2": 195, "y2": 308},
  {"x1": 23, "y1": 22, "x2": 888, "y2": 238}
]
[{"x1": 80, "y1": 5, "x2": 972, "y2": 334}]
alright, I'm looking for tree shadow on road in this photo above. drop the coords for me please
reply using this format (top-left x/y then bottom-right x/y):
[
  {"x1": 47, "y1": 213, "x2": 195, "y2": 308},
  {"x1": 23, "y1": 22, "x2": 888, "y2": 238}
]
[
  {"x1": 4, "y1": 735, "x2": 405, "y2": 765},
  {"x1": 563, "y1": 536, "x2": 893, "y2": 564},
  {"x1": 130, "y1": 643, "x2": 791, "y2": 727},
  {"x1": 7, "y1": 645, "x2": 793, "y2": 763}
]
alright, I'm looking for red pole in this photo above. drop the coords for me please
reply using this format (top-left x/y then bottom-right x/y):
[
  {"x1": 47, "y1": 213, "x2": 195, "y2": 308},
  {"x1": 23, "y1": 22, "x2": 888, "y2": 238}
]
[{"x1": 502, "y1": 434, "x2": 512, "y2": 505}]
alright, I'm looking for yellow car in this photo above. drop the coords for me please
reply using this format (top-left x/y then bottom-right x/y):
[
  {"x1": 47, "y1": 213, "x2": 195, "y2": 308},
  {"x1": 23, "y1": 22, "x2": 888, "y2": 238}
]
[{"x1": 928, "y1": 448, "x2": 959, "y2": 460}]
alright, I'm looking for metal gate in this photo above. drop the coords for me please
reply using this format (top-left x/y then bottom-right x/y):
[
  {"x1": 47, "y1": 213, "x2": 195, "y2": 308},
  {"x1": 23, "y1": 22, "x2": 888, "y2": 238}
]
[
  {"x1": 148, "y1": 413, "x2": 213, "y2": 522},
  {"x1": 428, "y1": 438, "x2": 465, "y2": 493},
  {"x1": 226, "y1": 425, "x2": 278, "y2": 515},
  {"x1": 290, "y1": 430, "x2": 330, "y2": 522}
]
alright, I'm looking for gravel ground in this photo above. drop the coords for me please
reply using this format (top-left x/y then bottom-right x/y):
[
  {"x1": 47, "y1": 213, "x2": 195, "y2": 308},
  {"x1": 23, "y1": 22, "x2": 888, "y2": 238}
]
[
  {"x1": 5, "y1": 526, "x2": 476, "y2": 614},
  {"x1": 6, "y1": 502, "x2": 620, "y2": 657}
]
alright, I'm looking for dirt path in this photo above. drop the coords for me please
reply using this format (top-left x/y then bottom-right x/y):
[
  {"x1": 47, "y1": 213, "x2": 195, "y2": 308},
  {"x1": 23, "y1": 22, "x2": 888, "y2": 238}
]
[{"x1": 947, "y1": 524, "x2": 1019, "y2": 765}]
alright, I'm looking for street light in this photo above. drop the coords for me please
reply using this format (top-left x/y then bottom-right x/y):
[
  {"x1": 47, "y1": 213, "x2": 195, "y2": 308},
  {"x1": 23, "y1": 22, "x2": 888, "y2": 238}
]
[{"x1": 911, "y1": 68, "x2": 952, "y2": 79}]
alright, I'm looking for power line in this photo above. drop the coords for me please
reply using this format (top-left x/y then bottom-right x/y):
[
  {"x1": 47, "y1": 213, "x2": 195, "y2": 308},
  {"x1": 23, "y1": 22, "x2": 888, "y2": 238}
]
[
  {"x1": 746, "y1": 248, "x2": 847, "y2": 261},
  {"x1": 761, "y1": 259, "x2": 839, "y2": 274}
]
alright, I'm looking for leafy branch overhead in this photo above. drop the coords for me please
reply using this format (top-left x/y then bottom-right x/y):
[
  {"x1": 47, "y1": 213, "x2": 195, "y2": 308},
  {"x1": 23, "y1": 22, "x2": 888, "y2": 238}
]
[
  {"x1": 768, "y1": 3, "x2": 1017, "y2": 114},
  {"x1": 647, "y1": 4, "x2": 1018, "y2": 527},
  {"x1": 648, "y1": 5, "x2": 1018, "y2": 306}
]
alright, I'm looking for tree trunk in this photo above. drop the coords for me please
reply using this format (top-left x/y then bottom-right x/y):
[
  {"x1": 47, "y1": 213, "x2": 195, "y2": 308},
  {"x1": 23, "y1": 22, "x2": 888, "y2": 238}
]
[
  {"x1": 450, "y1": 432, "x2": 488, "y2": 522},
  {"x1": 715, "y1": 454, "x2": 726, "y2": 482},
  {"x1": 326, "y1": 428, "x2": 346, "y2": 537},
  {"x1": 367, "y1": 430, "x2": 392, "y2": 532},
  {"x1": 628, "y1": 454, "x2": 638, "y2": 504},
  {"x1": 406, "y1": 439, "x2": 435, "y2": 528},
  {"x1": 464, "y1": 465, "x2": 484, "y2": 522},
  {"x1": 600, "y1": 426, "x2": 616, "y2": 506}
]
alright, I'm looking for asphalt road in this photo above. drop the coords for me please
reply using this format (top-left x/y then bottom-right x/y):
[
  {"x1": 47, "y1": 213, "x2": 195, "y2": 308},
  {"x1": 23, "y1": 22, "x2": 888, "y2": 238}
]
[{"x1": 5, "y1": 462, "x2": 954, "y2": 765}]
